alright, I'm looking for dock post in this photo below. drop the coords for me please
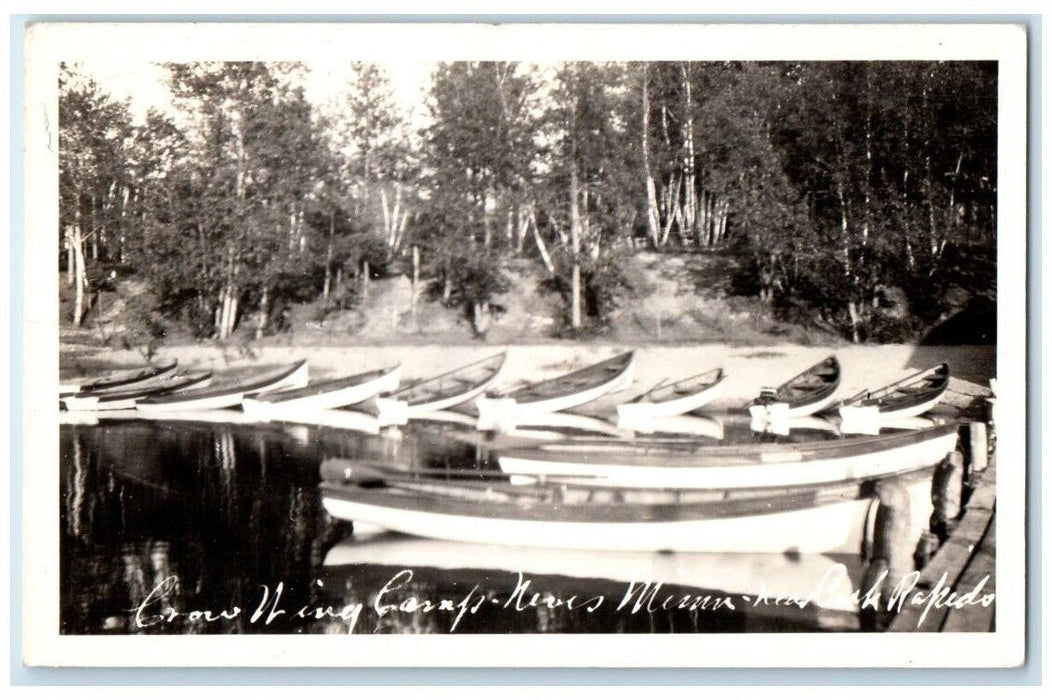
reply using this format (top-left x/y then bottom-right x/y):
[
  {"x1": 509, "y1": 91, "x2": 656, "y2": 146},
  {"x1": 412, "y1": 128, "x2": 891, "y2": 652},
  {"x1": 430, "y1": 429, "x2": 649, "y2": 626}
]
[
  {"x1": 931, "y1": 450, "x2": 965, "y2": 542},
  {"x1": 860, "y1": 478, "x2": 913, "y2": 630},
  {"x1": 968, "y1": 421, "x2": 989, "y2": 474}
]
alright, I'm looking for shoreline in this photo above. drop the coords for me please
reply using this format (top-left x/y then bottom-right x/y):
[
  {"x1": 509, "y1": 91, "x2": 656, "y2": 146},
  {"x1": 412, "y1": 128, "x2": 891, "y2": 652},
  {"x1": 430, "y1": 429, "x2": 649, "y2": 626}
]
[{"x1": 59, "y1": 342, "x2": 995, "y2": 411}]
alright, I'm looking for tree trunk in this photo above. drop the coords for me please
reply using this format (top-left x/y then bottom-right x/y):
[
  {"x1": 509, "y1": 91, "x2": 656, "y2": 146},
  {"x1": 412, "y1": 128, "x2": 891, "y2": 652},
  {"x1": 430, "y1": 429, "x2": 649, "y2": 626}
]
[
  {"x1": 217, "y1": 285, "x2": 240, "y2": 341},
  {"x1": 411, "y1": 246, "x2": 420, "y2": 324},
  {"x1": 530, "y1": 210, "x2": 555, "y2": 274},
  {"x1": 71, "y1": 224, "x2": 87, "y2": 326},
  {"x1": 570, "y1": 157, "x2": 582, "y2": 330},
  {"x1": 322, "y1": 207, "x2": 335, "y2": 300},
  {"x1": 361, "y1": 260, "x2": 370, "y2": 302},
  {"x1": 837, "y1": 182, "x2": 860, "y2": 343},
  {"x1": 255, "y1": 286, "x2": 269, "y2": 340},
  {"x1": 641, "y1": 64, "x2": 661, "y2": 249},
  {"x1": 472, "y1": 301, "x2": 489, "y2": 337},
  {"x1": 680, "y1": 62, "x2": 698, "y2": 244}
]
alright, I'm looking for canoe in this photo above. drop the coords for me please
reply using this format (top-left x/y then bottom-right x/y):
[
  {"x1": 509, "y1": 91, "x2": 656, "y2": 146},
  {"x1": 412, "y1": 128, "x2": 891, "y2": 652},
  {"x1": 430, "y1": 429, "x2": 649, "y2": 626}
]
[
  {"x1": 374, "y1": 352, "x2": 507, "y2": 426},
  {"x1": 136, "y1": 360, "x2": 309, "y2": 414},
  {"x1": 748, "y1": 355, "x2": 841, "y2": 421},
  {"x1": 838, "y1": 363, "x2": 950, "y2": 423},
  {"x1": 476, "y1": 351, "x2": 636, "y2": 431},
  {"x1": 241, "y1": 365, "x2": 401, "y2": 417},
  {"x1": 322, "y1": 531, "x2": 866, "y2": 614},
  {"x1": 62, "y1": 370, "x2": 214, "y2": 411},
  {"x1": 59, "y1": 359, "x2": 178, "y2": 397},
  {"x1": 497, "y1": 422, "x2": 960, "y2": 490},
  {"x1": 616, "y1": 368, "x2": 725, "y2": 428},
  {"x1": 319, "y1": 463, "x2": 935, "y2": 554}
]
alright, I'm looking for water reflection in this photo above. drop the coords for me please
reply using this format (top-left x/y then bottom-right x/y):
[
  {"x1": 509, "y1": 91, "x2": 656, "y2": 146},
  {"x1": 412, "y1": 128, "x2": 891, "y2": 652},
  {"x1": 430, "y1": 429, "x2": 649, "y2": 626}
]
[{"x1": 61, "y1": 415, "x2": 903, "y2": 635}]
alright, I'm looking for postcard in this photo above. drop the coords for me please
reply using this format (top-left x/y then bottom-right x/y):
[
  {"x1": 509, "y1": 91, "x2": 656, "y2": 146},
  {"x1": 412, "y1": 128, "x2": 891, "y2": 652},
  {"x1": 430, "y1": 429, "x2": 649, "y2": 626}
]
[{"x1": 20, "y1": 21, "x2": 1026, "y2": 668}]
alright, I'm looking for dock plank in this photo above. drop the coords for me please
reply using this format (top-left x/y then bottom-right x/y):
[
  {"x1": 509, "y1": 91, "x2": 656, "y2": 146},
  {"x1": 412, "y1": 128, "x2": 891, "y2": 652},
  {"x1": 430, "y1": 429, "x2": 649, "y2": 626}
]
[
  {"x1": 887, "y1": 460, "x2": 996, "y2": 633},
  {"x1": 940, "y1": 516, "x2": 997, "y2": 633}
]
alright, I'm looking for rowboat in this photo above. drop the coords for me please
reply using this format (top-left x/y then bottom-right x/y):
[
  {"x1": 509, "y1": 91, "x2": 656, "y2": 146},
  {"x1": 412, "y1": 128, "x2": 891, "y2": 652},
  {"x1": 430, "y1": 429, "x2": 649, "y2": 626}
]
[
  {"x1": 838, "y1": 363, "x2": 950, "y2": 424},
  {"x1": 496, "y1": 422, "x2": 960, "y2": 490},
  {"x1": 322, "y1": 532, "x2": 866, "y2": 614},
  {"x1": 374, "y1": 352, "x2": 506, "y2": 426},
  {"x1": 319, "y1": 462, "x2": 935, "y2": 554},
  {"x1": 476, "y1": 351, "x2": 636, "y2": 431},
  {"x1": 62, "y1": 370, "x2": 214, "y2": 411},
  {"x1": 59, "y1": 359, "x2": 178, "y2": 397},
  {"x1": 616, "y1": 368, "x2": 725, "y2": 429},
  {"x1": 748, "y1": 355, "x2": 841, "y2": 422},
  {"x1": 241, "y1": 365, "x2": 401, "y2": 418},
  {"x1": 135, "y1": 360, "x2": 308, "y2": 414}
]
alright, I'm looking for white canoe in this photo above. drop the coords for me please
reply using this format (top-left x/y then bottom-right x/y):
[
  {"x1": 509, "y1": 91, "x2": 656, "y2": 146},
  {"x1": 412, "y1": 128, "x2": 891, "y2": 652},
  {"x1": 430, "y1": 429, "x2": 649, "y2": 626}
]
[
  {"x1": 748, "y1": 355, "x2": 841, "y2": 421},
  {"x1": 136, "y1": 360, "x2": 308, "y2": 414},
  {"x1": 62, "y1": 371, "x2": 213, "y2": 411},
  {"x1": 476, "y1": 351, "x2": 635, "y2": 432},
  {"x1": 838, "y1": 363, "x2": 951, "y2": 423},
  {"x1": 497, "y1": 423, "x2": 960, "y2": 490},
  {"x1": 616, "y1": 368, "x2": 725, "y2": 428},
  {"x1": 374, "y1": 352, "x2": 507, "y2": 426},
  {"x1": 59, "y1": 359, "x2": 178, "y2": 397},
  {"x1": 242, "y1": 365, "x2": 401, "y2": 417}
]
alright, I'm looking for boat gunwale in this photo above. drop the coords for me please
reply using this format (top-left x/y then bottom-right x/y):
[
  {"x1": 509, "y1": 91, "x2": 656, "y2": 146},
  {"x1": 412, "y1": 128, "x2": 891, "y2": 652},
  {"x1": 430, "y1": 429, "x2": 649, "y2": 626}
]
[
  {"x1": 752, "y1": 355, "x2": 841, "y2": 408},
  {"x1": 628, "y1": 367, "x2": 725, "y2": 405},
  {"x1": 250, "y1": 364, "x2": 399, "y2": 403},
  {"x1": 495, "y1": 351, "x2": 635, "y2": 402},
  {"x1": 136, "y1": 360, "x2": 308, "y2": 405},
  {"x1": 386, "y1": 352, "x2": 507, "y2": 404},
  {"x1": 66, "y1": 370, "x2": 213, "y2": 404},
  {"x1": 501, "y1": 421, "x2": 961, "y2": 467},
  {"x1": 851, "y1": 363, "x2": 950, "y2": 411},
  {"x1": 320, "y1": 464, "x2": 936, "y2": 523},
  {"x1": 61, "y1": 359, "x2": 179, "y2": 394}
]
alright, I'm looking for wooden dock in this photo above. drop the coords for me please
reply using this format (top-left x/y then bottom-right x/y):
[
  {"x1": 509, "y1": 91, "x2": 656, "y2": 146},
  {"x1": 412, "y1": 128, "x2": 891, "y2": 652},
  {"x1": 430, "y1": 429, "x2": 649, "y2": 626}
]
[{"x1": 887, "y1": 437, "x2": 997, "y2": 633}]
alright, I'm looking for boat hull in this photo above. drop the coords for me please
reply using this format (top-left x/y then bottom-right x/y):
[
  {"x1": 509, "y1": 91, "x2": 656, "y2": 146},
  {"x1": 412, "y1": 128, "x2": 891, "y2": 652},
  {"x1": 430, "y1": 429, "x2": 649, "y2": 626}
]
[
  {"x1": 375, "y1": 354, "x2": 507, "y2": 425},
  {"x1": 62, "y1": 373, "x2": 213, "y2": 411},
  {"x1": 321, "y1": 475, "x2": 933, "y2": 554},
  {"x1": 616, "y1": 373, "x2": 725, "y2": 427},
  {"x1": 136, "y1": 361, "x2": 309, "y2": 414},
  {"x1": 498, "y1": 424, "x2": 960, "y2": 489},
  {"x1": 476, "y1": 354, "x2": 635, "y2": 431},
  {"x1": 839, "y1": 392, "x2": 946, "y2": 423},
  {"x1": 242, "y1": 366, "x2": 400, "y2": 416},
  {"x1": 59, "y1": 360, "x2": 178, "y2": 396}
]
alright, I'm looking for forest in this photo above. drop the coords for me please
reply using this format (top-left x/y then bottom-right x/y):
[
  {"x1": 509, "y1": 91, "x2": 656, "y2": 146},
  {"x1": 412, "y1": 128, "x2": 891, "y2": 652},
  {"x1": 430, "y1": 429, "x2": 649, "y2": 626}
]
[{"x1": 58, "y1": 60, "x2": 997, "y2": 346}]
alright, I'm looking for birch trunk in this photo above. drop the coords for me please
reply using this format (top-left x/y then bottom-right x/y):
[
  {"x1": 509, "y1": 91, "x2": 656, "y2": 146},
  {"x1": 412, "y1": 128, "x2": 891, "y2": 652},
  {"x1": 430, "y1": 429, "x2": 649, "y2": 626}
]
[
  {"x1": 323, "y1": 207, "x2": 335, "y2": 300},
  {"x1": 641, "y1": 64, "x2": 661, "y2": 248},
  {"x1": 70, "y1": 220, "x2": 88, "y2": 327},
  {"x1": 570, "y1": 160, "x2": 582, "y2": 330},
  {"x1": 255, "y1": 286, "x2": 269, "y2": 340},
  {"x1": 837, "y1": 182, "x2": 860, "y2": 343}
]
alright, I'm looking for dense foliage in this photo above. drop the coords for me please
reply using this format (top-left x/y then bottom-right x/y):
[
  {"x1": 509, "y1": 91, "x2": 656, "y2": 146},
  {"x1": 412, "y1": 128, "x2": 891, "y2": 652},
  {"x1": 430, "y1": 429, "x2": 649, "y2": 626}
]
[{"x1": 59, "y1": 60, "x2": 996, "y2": 342}]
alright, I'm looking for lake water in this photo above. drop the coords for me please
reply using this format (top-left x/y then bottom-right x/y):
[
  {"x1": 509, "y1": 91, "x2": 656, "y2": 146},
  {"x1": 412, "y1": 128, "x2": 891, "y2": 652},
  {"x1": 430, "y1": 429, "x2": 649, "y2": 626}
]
[{"x1": 60, "y1": 415, "x2": 894, "y2": 635}]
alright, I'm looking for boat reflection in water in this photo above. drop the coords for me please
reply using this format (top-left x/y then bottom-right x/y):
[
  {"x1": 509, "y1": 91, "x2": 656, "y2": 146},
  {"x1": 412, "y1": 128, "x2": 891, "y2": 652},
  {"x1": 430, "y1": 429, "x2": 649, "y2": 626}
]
[{"x1": 61, "y1": 411, "x2": 939, "y2": 634}]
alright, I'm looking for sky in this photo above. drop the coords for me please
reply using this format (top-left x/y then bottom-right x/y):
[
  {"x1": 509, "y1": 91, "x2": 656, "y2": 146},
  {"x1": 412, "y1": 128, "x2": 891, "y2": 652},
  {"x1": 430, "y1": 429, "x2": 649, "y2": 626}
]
[{"x1": 77, "y1": 60, "x2": 436, "y2": 127}]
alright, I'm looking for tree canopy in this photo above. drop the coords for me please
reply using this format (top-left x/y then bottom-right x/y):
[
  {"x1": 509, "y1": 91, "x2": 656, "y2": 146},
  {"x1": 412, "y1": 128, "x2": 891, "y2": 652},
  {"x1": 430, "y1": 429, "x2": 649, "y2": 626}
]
[{"x1": 59, "y1": 60, "x2": 997, "y2": 343}]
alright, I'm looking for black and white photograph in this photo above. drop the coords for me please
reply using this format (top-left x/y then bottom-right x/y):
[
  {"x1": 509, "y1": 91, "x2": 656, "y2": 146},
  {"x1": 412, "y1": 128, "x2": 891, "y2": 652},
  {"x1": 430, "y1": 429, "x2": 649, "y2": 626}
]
[{"x1": 19, "y1": 21, "x2": 1027, "y2": 668}]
